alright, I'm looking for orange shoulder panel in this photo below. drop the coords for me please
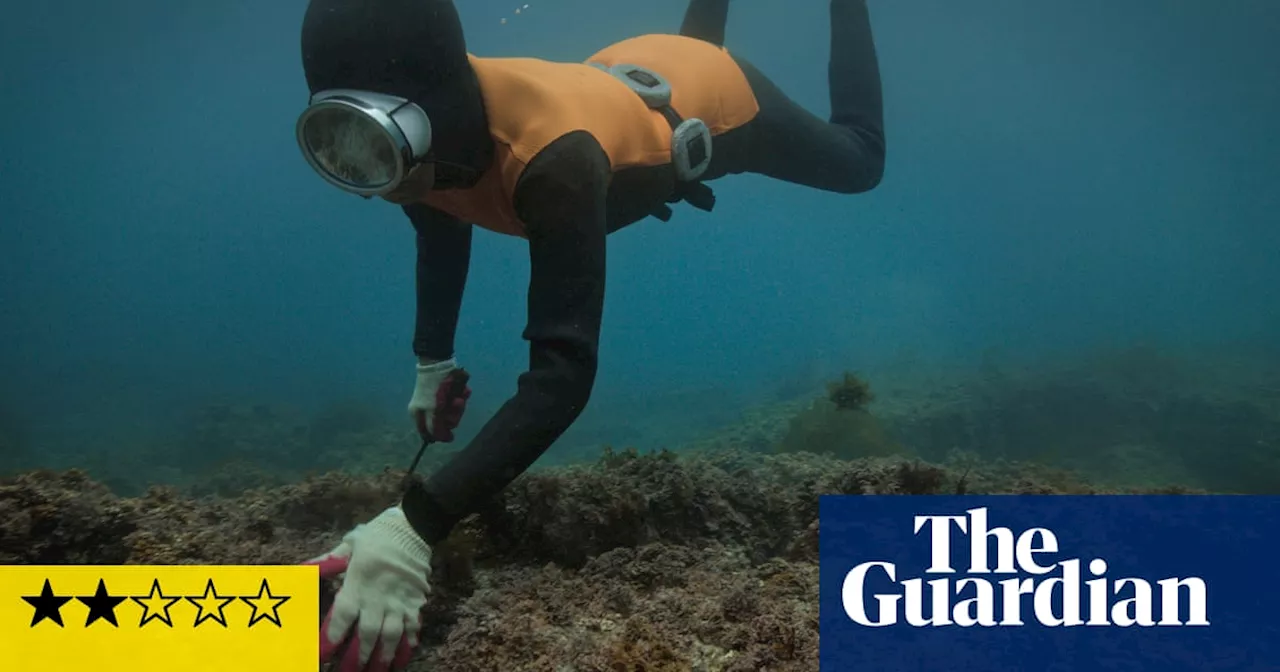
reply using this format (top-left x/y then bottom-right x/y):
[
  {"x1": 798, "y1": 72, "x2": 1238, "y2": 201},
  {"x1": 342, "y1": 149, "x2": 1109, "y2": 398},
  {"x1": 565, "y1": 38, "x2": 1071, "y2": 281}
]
[
  {"x1": 587, "y1": 33, "x2": 760, "y2": 137},
  {"x1": 421, "y1": 34, "x2": 759, "y2": 237}
]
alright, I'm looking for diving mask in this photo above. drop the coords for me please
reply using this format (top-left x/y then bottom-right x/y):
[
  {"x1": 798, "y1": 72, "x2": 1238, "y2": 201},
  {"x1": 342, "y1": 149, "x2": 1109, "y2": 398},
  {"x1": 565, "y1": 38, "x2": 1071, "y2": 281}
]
[{"x1": 296, "y1": 89, "x2": 433, "y2": 196}]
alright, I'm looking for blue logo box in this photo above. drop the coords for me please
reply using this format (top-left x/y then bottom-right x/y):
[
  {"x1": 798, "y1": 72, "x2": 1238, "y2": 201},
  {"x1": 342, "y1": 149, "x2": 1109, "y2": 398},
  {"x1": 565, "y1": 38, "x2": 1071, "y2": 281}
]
[{"x1": 819, "y1": 495, "x2": 1280, "y2": 671}]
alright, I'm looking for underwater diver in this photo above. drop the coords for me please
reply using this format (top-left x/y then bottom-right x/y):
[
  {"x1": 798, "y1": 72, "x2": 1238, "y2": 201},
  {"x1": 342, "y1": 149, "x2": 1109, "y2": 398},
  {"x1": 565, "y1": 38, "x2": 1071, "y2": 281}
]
[{"x1": 295, "y1": 0, "x2": 885, "y2": 668}]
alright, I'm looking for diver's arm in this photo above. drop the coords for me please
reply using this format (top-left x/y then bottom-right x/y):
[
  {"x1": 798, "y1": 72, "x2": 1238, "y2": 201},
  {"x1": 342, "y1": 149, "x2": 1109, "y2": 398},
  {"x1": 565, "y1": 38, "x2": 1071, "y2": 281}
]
[
  {"x1": 402, "y1": 132, "x2": 608, "y2": 545},
  {"x1": 403, "y1": 203, "x2": 471, "y2": 362},
  {"x1": 680, "y1": 0, "x2": 731, "y2": 46}
]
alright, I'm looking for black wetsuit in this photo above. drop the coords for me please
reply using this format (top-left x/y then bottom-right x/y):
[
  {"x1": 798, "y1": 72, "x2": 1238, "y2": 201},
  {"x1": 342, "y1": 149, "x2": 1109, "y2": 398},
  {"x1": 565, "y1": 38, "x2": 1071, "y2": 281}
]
[{"x1": 304, "y1": 0, "x2": 885, "y2": 546}]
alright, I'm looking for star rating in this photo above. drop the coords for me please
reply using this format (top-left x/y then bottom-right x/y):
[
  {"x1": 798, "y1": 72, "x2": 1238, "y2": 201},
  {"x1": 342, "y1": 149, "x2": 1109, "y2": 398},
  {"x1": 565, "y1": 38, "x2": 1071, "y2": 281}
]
[
  {"x1": 22, "y1": 579, "x2": 72, "y2": 627},
  {"x1": 77, "y1": 578, "x2": 127, "y2": 627},
  {"x1": 131, "y1": 578, "x2": 181, "y2": 628},
  {"x1": 185, "y1": 578, "x2": 237, "y2": 628},
  {"x1": 18, "y1": 577, "x2": 293, "y2": 629},
  {"x1": 240, "y1": 578, "x2": 291, "y2": 628}
]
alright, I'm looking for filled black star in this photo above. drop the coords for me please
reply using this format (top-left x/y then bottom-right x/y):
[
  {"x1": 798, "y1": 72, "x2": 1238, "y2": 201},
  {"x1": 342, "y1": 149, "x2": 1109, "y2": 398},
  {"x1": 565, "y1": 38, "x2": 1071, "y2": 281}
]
[
  {"x1": 22, "y1": 578, "x2": 72, "y2": 627},
  {"x1": 77, "y1": 578, "x2": 127, "y2": 627}
]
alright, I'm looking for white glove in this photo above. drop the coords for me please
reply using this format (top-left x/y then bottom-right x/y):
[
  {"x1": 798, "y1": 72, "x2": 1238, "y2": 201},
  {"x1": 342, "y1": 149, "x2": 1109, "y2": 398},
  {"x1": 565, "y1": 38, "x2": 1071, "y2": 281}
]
[
  {"x1": 307, "y1": 506, "x2": 433, "y2": 671},
  {"x1": 408, "y1": 356, "x2": 469, "y2": 441}
]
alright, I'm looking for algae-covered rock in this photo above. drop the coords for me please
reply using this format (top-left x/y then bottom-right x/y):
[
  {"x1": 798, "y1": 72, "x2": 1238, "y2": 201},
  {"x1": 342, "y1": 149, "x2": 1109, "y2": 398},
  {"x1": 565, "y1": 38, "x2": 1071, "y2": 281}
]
[
  {"x1": 1, "y1": 446, "x2": 1182, "y2": 670},
  {"x1": 3, "y1": 344, "x2": 1274, "y2": 669},
  {"x1": 774, "y1": 373, "x2": 904, "y2": 460}
]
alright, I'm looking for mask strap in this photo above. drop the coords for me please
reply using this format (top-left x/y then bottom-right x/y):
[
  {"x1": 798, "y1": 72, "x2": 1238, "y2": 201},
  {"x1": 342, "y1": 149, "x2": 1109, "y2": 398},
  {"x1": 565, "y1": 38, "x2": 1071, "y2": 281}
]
[{"x1": 430, "y1": 159, "x2": 482, "y2": 189}]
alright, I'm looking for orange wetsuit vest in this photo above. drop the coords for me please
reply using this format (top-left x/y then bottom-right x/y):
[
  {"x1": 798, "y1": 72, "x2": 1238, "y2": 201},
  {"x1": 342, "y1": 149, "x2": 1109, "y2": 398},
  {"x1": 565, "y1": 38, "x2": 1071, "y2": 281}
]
[{"x1": 418, "y1": 33, "x2": 760, "y2": 237}]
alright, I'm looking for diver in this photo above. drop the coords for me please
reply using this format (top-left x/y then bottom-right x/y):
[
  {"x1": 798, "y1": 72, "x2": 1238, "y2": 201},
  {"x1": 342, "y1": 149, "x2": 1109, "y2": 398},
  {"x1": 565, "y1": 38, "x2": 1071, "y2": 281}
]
[{"x1": 295, "y1": 0, "x2": 886, "y2": 668}]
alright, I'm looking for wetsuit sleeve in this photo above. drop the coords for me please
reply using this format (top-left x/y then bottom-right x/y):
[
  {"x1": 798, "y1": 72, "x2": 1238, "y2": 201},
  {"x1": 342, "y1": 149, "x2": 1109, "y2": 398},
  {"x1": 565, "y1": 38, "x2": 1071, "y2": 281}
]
[
  {"x1": 402, "y1": 203, "x2": 471, "y2": 361},
  {"x1": 402, "y1": 131, "x2": 608, "y2": 545}
]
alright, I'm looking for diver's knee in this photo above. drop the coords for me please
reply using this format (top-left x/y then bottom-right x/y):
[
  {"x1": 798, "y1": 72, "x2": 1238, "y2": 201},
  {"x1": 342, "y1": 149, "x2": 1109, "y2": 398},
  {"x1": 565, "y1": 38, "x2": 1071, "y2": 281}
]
[
  {"x1": 834, "y1": 130, "x2": 885, "y2": 194},
  {"x1": 567, "y1": 371, "x2": 597, "y2": 418},
  {"x1": 546, "y1": 367, "x2": 597, "y2": 425},
  {"x1": 860, "y1": 151, "x2": 886, "y2": 192}
]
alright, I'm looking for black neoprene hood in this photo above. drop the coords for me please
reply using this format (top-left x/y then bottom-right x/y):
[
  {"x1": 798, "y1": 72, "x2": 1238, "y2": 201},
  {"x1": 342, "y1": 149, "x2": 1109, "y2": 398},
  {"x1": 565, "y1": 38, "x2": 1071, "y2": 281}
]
[{"x1": 300, "y1": 0, "x2": 493, "y2": 184}]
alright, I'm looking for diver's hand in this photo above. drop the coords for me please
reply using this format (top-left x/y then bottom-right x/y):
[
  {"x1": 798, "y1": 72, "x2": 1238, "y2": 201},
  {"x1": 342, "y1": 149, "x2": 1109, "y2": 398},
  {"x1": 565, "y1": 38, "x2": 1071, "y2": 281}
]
[
  {"x1": 408, "y1": 357, "x2": 471, "y2": 441},
  {"x1": 305, "y1": 507, "x2": 432, "y2": 672}
]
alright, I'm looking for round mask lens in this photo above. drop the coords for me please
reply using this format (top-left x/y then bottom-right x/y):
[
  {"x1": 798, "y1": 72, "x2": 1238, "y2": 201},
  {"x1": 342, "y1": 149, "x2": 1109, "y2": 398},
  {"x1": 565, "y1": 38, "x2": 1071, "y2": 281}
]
[{"x1": 301, "y1": 105, "x2": 401, "y2": 191}]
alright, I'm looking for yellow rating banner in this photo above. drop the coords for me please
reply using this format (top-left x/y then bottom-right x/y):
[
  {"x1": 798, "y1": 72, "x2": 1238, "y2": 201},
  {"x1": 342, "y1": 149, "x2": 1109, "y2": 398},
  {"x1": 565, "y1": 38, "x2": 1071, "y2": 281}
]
[{"x1": 0, "y1": 565, "x2": 318, "y2": 672}]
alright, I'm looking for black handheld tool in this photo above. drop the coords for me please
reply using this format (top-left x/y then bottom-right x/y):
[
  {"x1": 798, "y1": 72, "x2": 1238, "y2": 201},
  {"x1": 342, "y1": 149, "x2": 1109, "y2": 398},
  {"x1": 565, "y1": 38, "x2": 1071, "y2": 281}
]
[{"x1": 400, "y1": 368, "x2": 470, "y2": 490}]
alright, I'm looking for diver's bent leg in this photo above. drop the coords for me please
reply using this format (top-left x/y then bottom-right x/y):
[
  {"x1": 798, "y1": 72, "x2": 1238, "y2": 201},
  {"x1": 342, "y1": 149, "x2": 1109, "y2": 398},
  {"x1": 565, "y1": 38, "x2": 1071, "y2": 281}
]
[
  {"x1": 680, "y1": 0, "x2": 730, "y2": 46},
  {"x1": 830, "y1": 0, "x2": 884, "y2": 146},
  {"x1": 739, "y1": 0, "x2": 885, "y2": 194}
]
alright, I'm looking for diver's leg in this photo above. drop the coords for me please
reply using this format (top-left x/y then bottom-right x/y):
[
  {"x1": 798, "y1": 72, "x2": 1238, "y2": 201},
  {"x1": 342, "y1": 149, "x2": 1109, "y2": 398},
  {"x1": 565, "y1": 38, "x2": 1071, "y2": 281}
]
[
  {"x1": 680, "y1": 0, "x2": 730, "y2": 46},
  {"x1": 740, "y1": 0, "x2": 886, "y2": 193}
]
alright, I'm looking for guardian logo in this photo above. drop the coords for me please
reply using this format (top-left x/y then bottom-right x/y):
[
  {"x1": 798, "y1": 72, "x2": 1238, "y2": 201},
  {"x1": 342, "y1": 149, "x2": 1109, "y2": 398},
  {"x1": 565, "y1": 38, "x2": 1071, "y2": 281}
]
[
  {"x1": 818, "y1": 495, "x2": 1279, "y2": 672},
  {"x1": 841, "y1": 507, "x2": 1209, "y2": 628}
]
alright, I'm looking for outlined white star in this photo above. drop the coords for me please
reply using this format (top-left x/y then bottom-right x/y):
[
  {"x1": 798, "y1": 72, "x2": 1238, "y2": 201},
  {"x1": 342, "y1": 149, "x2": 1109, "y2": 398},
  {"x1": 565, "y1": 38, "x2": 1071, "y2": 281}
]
[
  {"x1": 240, "y1": 578, "x2": 291, "y2": 628},
  {"x1": 185, "y1": 579, "x2": 235, "y2": 627},
  {"x1": 131, "y1": 578, "x2": 181, "y2": 627}
]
